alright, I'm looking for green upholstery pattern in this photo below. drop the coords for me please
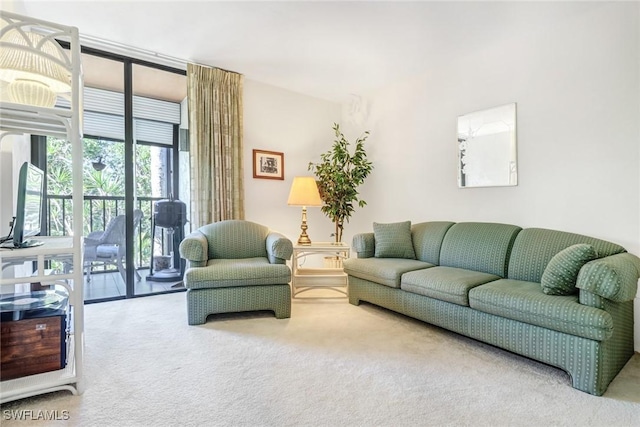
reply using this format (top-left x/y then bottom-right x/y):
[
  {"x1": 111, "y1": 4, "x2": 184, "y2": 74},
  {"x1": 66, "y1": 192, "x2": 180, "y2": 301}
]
[
  {"x1": 411, "y1": 221, "x2": 455, "y2": 264},
  {"x1": 349, "y1": 277, "x2": 633, "y2": 395},
  {"x1": 468, "y1": 279, "x2": 612, "y2": 341},
  {"x1": 579, "y1": 289, "x2": 605, "y2": 310},
  {"x1": 184, "y1": 258, "x2": 291, "y2": 289},
  {"x1": 508, "y1": 228, "x2": 625, "y2": 283},
  {"x1": 346, "y1": 220, "x2": 637, "y2": 395},
  {"x1": 343, "y1": 257, "x2": 433, "y2": 288},
  {"x1": 199, "y1": 220, "x2": 269, "y2": 259},
  {"x1": 352, "y1": 232, "x2": 375, "y2": 258},
  {"x1": 597, "y1": 298, "x2": 635, "y2": 395},
  {"x1": 348, "y1": 275, "x2": 406, "y2": 314},
  {"x1": 179, "y1": 220, "x2": 292, "y2": 324},
  {"x1": 266, "y1": 232, "x2": 293, "y2": 264},
  {"x1": 439, "y1": 222, "x2": 521, "y2": 277},
  {"x1": 541, "y1": 244, "x2": 597, "y2": 295},
  {"x1": 178, "y1": 231, "x2": 209, "y2": 267},
  {"x1": 466, "y1": 309, "x2": 608, "y2": 396},
  {"x1": 373, "y1": 221, "x2": 416, "y2": 259},
  {"x1": 401, "y1": 266, "x2": 499, "y2": 306},
  {"x1": 353, "y1": 221, "x2": 455, "y2": 263},
  {"x1": 187, "y1": 285, "x2": 291, "y2": 325},
  {"x1": 576, "y1": 253, "x2": 640, "y2": 302}
]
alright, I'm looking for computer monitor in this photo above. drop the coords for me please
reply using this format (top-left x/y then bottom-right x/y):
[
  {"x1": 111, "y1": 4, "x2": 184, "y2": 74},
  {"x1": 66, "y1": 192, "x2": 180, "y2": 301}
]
[{"x1": 12, "y1": 162, "x2": 45, "y2": 248}]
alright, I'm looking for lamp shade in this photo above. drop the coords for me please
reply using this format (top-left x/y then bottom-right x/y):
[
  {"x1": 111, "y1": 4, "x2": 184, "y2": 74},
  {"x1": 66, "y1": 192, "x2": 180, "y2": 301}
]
[
  {"x1": 287, "y1": 176, "x2": 323, "y2": 207},
  {"x1": 0, "y1": 29, "x2": 71, "y2": 107}
]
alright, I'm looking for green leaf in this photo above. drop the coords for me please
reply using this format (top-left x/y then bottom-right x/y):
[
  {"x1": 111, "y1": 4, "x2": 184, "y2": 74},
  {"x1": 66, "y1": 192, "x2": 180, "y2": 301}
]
[{"x1": 308, "y1": 123, "x2": 374, "y2": 242}]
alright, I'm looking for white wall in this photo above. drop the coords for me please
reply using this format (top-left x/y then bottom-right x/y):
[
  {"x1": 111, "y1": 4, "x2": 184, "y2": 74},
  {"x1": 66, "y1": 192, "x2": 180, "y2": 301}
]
[
  {"x1": 243, "y1": 79, "x2": 341, "y2": 244},
  {"x1": 0, "y1": 135, "x2": 31, "y2": 238},
  {"x1": 0, "y1": 135, "x2": 30, "y2": 285},
  {"x1": 350, "y1": 3, "x2": 640, "y2": 349},
  {"x1": 0, "y1": 139, "x2": 14, "y2": 238}
]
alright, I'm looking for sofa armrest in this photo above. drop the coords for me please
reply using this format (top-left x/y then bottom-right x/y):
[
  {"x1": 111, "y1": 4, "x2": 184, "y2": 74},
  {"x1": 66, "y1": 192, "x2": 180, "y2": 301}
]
[
  {"x1": 353, "y1": 232, "x2": 375, "y2": 258},
  {"x1": 266, "y1": 232, "x2": 293, "y2": 264},
  {"x1": 179, "y1": 231, "x2": 209, "y2": 268},
  {"x1": 576, "y1": 253, "x2": 640, "y2": 303}
]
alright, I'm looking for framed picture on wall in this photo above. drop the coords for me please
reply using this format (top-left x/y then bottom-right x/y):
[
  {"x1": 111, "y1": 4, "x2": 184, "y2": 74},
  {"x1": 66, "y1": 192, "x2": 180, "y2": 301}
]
[{"x1": 253, "y1": 149, "x2": 284, "y2": 180}]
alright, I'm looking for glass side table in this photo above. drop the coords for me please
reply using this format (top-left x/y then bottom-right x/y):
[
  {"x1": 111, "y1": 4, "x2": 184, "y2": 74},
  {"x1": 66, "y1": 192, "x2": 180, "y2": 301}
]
[{"x1": 291, "y1": 242, "x2": 350, "y2": 298}]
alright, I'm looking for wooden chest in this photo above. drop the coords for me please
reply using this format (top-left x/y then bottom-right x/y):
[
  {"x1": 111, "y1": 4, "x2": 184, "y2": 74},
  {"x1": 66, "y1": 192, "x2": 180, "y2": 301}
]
[{"x1": 0, "y1": 314, "x2": 67, "y2": 381}]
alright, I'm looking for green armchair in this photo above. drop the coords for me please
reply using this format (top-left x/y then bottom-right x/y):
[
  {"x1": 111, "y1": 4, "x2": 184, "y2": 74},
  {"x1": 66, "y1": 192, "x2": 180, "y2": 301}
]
[{"x1": 179, "y1": 220, "x2": 293, "y2": 325}]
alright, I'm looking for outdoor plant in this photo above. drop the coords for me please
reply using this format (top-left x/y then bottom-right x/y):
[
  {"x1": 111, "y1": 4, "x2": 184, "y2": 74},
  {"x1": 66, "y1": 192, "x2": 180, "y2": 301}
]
[
  {"x1": 46, "y1": 136, "x2": 155, "y2": 265},
  {"x1": 308, "y1": 123, "x2": 373, "y2": 243}
]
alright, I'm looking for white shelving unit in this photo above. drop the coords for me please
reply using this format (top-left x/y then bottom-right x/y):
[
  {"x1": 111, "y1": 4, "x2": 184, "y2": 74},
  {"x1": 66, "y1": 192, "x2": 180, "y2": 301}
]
[{"x1": 0, "y1": 11, "x2": 84, "y2": 404}]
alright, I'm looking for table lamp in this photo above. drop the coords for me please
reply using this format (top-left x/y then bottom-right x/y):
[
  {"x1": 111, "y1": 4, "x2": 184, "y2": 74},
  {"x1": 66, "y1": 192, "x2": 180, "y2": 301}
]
[
  {"x1": 287, "y1": 176, "x2": 323, "y2": 245},
  {"x1": 0, "y1": 29, "x2": 71, "y2": 107}
]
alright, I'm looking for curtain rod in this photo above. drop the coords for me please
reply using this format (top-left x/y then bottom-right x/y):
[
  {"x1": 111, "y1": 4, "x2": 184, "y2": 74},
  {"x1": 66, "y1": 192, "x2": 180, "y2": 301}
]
[
  {"x1": 80, "y1": 33, "x2": 188, "y2": 70},
  {"x1": 80, "y1": 33, "x2": 243, "y2": 76}
]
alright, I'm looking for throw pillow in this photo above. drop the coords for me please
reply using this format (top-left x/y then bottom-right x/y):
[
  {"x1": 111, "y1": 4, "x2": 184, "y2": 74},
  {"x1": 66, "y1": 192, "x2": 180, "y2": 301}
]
[
  {"x1": 541, "y1": 244, "x2": 597, "y2": 295},
  {"x1": 373, "y1": 221, "x2": 416, "y2": 259}
]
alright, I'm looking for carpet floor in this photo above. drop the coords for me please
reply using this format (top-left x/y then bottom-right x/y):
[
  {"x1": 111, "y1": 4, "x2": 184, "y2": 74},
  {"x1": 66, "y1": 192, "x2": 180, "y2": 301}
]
[{"x1": 2, "y1": 291, "x2": 640, "y2": 426}]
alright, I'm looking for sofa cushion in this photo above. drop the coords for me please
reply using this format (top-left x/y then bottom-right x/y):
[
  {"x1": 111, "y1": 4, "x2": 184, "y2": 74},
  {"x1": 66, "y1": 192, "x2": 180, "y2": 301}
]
[
  {"x1": 541, "y1": 244, "x2": 597, "y2": 295},
  {"x1": 468, "y1": 279, "x2": 613, "y2": 341},
  {"x1": 401, "y1": 266, "x2": 500, "y2": 306},
  {"x1": 374, "y1": 221, "x2": 416, "y2": 259},
  {"x1": 507, "y1": 228, "x2": 625, "y2": 283},
  {"x1": 411, "y1": 221, "x2": 455, "y2": 264},
  {"x1": 439, "y1": 222, "x2": 522, "y2": 277},
  {"x1": 343, "y1": 258, "x2": 433, "y2": 288},
  {"x1": 184, "y1": 257, "x2": 291, "y2": 289}
]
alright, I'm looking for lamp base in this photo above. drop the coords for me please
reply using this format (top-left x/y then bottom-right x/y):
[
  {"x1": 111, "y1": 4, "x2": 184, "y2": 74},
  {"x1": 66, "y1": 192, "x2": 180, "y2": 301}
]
[
  {"x1": 297, "y1": 234, "x2": 312, "y2": 245},
  {"x1": 297, "y1": 206, "x2": 312, "y2": 245}
]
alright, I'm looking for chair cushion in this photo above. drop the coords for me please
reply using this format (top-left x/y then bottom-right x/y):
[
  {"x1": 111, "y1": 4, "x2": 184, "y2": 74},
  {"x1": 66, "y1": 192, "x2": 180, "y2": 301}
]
[
  {"x1": 184, "y1": 257, "x2": 291, "y2": 289},
  {"x1": 401, "y1": 266, "x2": 500, "y2": 306},
  {"x1": 541, "y1": 244, "x2": 597, "y2": 296},
  {"x1": 343, "y1": 258, "x2": 432, "y2": 288},
  {"x1": 468, "y1": 279, "x2": 613, "y2": 341},
  {"x1": 373, "y1": 221, "x2": 416, "y2": 259},
  {"x1": 96, "y1": 244, "x2": 119, "y2": 258}
]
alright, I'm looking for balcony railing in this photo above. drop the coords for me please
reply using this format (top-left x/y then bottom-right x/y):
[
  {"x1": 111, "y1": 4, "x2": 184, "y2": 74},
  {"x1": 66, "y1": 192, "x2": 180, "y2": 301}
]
[{"x1": 46, "y1": 194, "x2": 171, "y2": 270}]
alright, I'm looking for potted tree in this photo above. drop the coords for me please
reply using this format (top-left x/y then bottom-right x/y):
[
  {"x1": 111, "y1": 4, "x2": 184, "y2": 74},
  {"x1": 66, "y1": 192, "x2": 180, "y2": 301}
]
[{"x1": 308, "y1": 123, "x2": 373, "y2": 244}]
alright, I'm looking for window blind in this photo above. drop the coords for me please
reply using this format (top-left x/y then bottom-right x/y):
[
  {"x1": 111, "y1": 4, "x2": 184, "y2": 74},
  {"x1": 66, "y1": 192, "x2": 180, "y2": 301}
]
[{"x1": 57, "y1": 87, "x2": 181, "y2": 145}]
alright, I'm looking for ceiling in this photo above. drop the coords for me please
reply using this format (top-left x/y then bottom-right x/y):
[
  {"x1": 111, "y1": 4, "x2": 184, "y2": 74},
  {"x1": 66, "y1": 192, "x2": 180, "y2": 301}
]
[{"x1": 6, "y1": 1, "x2": 602, "y2": 104}]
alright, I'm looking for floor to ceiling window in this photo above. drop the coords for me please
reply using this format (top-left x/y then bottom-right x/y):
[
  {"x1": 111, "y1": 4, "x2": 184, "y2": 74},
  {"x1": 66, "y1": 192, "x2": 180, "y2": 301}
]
[
  {"x1": 37, "y1": 47, "x2": 187, "y2": 302},
  {"x1": 133, "y1": 62, "x2": 187, "y2": 295}
]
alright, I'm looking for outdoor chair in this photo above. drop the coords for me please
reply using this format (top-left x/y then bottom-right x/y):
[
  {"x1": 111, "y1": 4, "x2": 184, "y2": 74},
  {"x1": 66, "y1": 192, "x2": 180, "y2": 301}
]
[
  {"x1": 83, "y1": 209, "x2": 143, "y2": 283},
  {"x1": 179, "y1": 220, "x2": 293, "y2": 325}
]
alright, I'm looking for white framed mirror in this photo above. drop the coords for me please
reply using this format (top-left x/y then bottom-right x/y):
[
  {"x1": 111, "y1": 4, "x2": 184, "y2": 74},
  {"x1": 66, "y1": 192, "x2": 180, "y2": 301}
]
[{"x1": 457, "y1": 103, "x2": 517, "y2": 188}]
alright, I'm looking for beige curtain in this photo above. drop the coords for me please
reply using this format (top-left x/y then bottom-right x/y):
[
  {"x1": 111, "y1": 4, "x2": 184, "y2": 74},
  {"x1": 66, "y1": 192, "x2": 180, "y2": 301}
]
[{"x1": 187, "y1": 64, "x2": 245, "y2": 228}]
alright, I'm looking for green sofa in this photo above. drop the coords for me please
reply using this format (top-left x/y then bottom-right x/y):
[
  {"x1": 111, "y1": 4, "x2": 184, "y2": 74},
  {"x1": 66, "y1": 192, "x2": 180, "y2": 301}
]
[{"x1": 344, "y1": 221, "x2": 640, "y2": 396}]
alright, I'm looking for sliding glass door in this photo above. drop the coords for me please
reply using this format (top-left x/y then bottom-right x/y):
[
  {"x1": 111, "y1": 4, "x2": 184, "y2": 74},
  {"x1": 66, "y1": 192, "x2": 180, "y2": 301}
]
[
  {"x1": 132, "y1": 63, "x2": 186, "y2": 296},
  {"x1": 39, "y1": 48, "x2": 187, "y2": 302}
]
